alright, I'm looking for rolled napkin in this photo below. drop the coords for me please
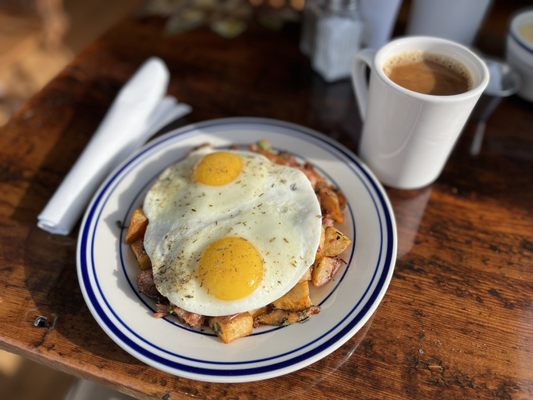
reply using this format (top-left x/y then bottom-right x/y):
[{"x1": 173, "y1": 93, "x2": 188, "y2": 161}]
[
  {"x1": 144, "y1": 95, "x2": 192, "y2": 136},
  {"x1": 37, "y1": 57, "x2": 192, "y2": 235}
]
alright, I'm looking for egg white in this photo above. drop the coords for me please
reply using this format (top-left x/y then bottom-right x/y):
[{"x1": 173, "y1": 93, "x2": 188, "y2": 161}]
[{"x1": 142, "y1": 149, "x2": 322, "y2": 316}]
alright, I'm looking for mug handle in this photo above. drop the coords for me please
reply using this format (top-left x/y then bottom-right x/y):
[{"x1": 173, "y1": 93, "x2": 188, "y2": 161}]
[{"x1": 352, "y1": 49, "x2": 376, "y2": 121}]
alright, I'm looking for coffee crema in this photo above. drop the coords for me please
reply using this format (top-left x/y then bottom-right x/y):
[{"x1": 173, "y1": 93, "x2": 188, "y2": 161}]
[{"x1": 384, "y1": 51, "x2": 472, "y2": 96}]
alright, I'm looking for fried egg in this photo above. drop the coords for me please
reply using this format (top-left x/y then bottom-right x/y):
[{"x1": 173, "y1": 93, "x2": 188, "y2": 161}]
[{"x1": 142, "y1": 149, "x2": 322, "y2": 316}]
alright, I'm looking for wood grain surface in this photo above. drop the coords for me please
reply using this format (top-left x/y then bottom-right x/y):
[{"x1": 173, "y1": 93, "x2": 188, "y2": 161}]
[{"x1": 0, "y1": 2, "x2": 532, "y2": 399}]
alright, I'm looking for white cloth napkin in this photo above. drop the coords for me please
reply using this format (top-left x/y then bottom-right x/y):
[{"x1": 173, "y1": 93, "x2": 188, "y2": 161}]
[{"x1": 37, "y1": 57, "x2": 192, "y2": 235}]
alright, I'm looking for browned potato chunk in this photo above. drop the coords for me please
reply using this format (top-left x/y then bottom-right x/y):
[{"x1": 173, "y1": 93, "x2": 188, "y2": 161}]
[
  {"x1": 311, "y1": 256, "x2": 341, "y2": 287},
  {"x1": 317, "y1": 182, "x2": 344, "y2": 224},
  {"x1": 250, "y1": 307, "x2": 268, "y2": 318},
  {"x1": 254, "y1": 306, "x2": 320, "y2": 327},
  {"x1": 299, "y1": 267, "x2": 312, "y2": 283},
  {"x1": 209, "y1": 313, "x2": 253, "y2": 344},
  {"x1": 335, "y1": 188, "x2": 347, "y2": 210},
  {"x1": 323, "y1": 226, "x2": 352, "y2": 257},
  {"x1": 130, "y1": 240, "x2": 152, "y2": 270},
  {"x1": 272, "y1": 281, "x2": 312, "y2": 311},
  {"x1": 125, "y1": 208, "x2": 148, "y2": 244},
  {"x1": 315, "y1": 225, "x2": 327, "y2": 260}
]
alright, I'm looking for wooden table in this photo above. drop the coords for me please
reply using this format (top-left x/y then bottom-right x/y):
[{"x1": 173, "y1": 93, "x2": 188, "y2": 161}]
[{"x1": 1, "y1": 4, "x2": 532, "y2": 400}]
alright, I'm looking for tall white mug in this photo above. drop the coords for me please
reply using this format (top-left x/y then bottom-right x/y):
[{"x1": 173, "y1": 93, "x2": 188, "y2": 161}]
[{"x1": 352, "y1": 36, "x2": 489, "y2": 189}]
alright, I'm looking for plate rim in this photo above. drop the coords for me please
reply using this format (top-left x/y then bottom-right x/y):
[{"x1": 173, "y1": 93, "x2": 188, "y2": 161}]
[{"x1": 76, "y1": 117, "x2": 397, "y2": 383}]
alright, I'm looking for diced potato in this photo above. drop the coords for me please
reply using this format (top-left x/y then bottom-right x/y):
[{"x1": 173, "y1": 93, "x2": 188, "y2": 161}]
[
  {"x1": 311, "y1": 256, "x2": 341, "y2": 287},
  {"x1": 254, "y1": 309, "x2": 285, "y2": 326},
  {"x1": 125, "y1": 208, "x2": 148, "y2": 244},
  {"x1": 315, "y1": 225, "x2": 327, "y2": 260},
  {"x1": 335, "y1": 188, "x2": 347, "y2": 210},
  {"x1": 317, "y1": 182, "x2": 344, "y2": 224},
  {"x1": 254, "y1": 306, "x2": 320, "y2": 327},
  {"x1": 299, "y1": 267, "x2": 312, "y2": 283},
  {"x1": 250, "y1": 307, "x2": 268, "y2": 318},
  {"x1": 209, "y1": 313, "x2": 253, "y2": 344},
  {"x1": 130, "y1": 240, "x2": 152, "y2": 270},
  {"x1": 272, "y1": 281, "x2": 312, "y2": 311},
  {"x1": 323, "y1": 226, "x2": 352, "y2": 257}
]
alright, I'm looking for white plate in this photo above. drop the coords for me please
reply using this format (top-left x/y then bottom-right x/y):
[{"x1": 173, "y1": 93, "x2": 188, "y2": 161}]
[{"x1": 77, "y1": 117, "x2": 397, "y2": 383}]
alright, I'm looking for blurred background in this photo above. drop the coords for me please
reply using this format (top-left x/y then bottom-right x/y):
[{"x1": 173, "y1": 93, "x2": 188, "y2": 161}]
[
  {"x1": 0, "y1": 0, "x2": 526, "y2": 127},
  {"x1": 0, "y1": 0, "x2": 143, "y2": 127}
]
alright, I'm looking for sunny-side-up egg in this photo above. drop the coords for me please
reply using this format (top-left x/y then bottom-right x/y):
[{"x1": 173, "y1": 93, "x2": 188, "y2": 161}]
[{"x1": 142, "y1": 148, "x2": 322, "y2": 316}]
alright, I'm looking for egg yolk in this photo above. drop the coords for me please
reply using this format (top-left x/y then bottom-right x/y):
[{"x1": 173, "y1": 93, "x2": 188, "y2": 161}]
[
  {"x1": 198, "y1": 236, "x2": 263, "y2": 300},
  {"x1": 193, "y1": 152, "x2": 243, "y2": 186}
]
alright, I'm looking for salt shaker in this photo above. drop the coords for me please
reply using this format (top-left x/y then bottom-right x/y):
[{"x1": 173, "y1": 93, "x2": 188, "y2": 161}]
[{"x1": 312, "y1": 0, "x2": 364, "y2": 82}]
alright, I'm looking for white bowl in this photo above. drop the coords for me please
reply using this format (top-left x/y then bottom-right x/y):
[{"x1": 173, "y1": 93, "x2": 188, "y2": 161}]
[{"x1": 506, "y1": 8, "x2": 533, "y2": 101}]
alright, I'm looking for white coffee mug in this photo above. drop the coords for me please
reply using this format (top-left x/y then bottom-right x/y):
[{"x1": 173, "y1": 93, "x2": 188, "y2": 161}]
[
  {"x1": 352, "y1": 36, "x2": 489, "y2": 189},
  {"x1": 507, "y1": 9, "x2": 533, "y2": 102}
]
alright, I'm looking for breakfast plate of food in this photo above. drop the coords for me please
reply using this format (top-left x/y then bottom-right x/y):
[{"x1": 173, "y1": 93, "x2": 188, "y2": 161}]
[{"x1": 77, "y1": 117, "x2": 397, "y2": 382}]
